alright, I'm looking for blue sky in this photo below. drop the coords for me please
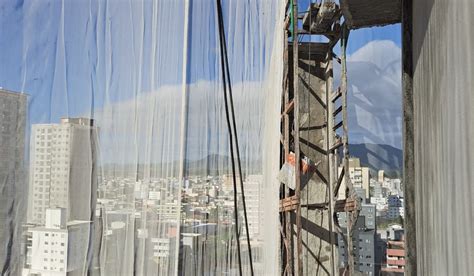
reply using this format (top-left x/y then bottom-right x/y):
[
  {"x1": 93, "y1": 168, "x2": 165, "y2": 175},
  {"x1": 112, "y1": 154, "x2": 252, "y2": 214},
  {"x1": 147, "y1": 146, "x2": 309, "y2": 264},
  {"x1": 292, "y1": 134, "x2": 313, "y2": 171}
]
[
  {"x1": 0, "y1": 0, "x2": 279, "y2": 119},
  {"x1": 0, "y1": 0, "x2": 402, "y2": 163}
]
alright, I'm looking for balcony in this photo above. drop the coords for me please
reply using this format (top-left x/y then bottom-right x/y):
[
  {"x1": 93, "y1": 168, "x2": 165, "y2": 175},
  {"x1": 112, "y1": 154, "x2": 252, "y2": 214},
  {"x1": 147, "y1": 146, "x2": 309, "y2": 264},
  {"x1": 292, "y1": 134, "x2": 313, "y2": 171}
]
[
  {"x1": 387, "y1": 258, "x2": 405, "y2": 266},
  {"x1": 387, "y1": 248, "x2": 405, "y2": 257}
]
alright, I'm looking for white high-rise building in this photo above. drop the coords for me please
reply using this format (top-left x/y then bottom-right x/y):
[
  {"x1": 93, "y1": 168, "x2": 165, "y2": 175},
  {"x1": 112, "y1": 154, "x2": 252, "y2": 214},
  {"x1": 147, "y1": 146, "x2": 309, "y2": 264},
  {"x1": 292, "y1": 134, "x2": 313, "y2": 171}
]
[
  {"x1": 27, "y1": 118, "x2": 98, "y2": 225},
  {"x1": 337, "y1": 158, "x2": 370, "y2": 200},
  {"x1": 378, "y1": 170, "x2": 384, "y2": 183},
  {"x1": 22, "y1": 208, "x2": 90, "y2": 276},
  {"x1": 0, "y1": 89, "x2": 27, "y2": 274},
  {"x1": 241, "y1": 174, "x2": 262, "y2": 240}
]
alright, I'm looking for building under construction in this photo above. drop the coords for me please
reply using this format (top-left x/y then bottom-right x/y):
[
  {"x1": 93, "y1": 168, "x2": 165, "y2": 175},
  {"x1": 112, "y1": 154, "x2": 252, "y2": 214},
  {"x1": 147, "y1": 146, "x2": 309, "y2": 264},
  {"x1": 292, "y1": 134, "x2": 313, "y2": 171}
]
[
  {"x1": 278, "y1": 0, "x2": 473, "y2": 275},
  {"x1": 0, "y1": 0, "x2": 473, "y2": 275}
]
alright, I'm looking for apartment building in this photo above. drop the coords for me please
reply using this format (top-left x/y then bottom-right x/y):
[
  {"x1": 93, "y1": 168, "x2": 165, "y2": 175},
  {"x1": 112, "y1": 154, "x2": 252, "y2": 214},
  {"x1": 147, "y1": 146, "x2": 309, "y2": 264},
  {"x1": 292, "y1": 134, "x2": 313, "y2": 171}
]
[
  {"x1": 338, "y1": 157, "x2": 370, "y2": 200},
  {"x1": 27, "y1": 118, "x2": 98, "y2": 225},
  {"x1": 22, "y1": 208, "x2": 90, "y2": 276}
]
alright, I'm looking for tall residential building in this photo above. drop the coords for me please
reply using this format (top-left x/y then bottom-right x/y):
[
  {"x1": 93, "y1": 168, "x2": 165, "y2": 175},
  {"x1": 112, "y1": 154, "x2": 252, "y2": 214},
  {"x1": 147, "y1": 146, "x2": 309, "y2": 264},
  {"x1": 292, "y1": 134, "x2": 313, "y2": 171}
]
[
  {"x1": 241, "y1": 174, "x2": 262, "y2": 240},
  {"x1": 0, "y1": 89, "x2": 27, "y2": 275},
  {"x1": 338, "y1": 157, "x2": 370, "y2": 200},
  {"x1": 22, "y1": 208, "x2": 90, "y2": 276},
  {"x1": 378, "y1": 170, "x2": 384, "y2": 183},
  {"x1": 338, "y1": 204, "x2": 376, "y2": 275},
  {"x1": 27, "y1": 118, "x2": 99, "y2": 225}
]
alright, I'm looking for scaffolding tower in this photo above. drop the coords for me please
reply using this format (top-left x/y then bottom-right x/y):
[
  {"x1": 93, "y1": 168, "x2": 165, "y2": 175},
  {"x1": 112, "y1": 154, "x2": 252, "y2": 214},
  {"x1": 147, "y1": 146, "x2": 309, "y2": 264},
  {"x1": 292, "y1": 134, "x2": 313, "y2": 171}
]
[{"x1": 278, "y1": 0, "x2": 401, "y2": 275}]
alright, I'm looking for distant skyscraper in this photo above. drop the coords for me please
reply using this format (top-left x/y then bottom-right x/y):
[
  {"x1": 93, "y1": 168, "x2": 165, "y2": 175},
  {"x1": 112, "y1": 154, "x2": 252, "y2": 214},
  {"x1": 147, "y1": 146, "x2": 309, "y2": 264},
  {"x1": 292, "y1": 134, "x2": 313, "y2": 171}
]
[
  {"x1": 241, "y1": 174, "x2": 262, "y2": 240},
  {"x1": 0, "y1": 89, "x2": 27, "y2": 275},
  {"x1": 378, "y1": 170, "x2": 384, "y2": 183},
  {"x1": 27, "y1": 118, "x2": 99, "y2": 225}
]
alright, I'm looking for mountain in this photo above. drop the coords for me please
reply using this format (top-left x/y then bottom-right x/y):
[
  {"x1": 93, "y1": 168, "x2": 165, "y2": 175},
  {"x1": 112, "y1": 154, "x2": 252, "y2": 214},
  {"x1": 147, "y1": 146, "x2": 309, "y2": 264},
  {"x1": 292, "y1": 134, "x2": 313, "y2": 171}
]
[
  {"x1": 100, "y1": 154, "x2": 262, "y2": 178},
  {"x1": 100, "y1": 144, "x2": 402, "y2": 178},
  {"x1": 348, "y1": 143, "x2": 403, "y2": 178}
]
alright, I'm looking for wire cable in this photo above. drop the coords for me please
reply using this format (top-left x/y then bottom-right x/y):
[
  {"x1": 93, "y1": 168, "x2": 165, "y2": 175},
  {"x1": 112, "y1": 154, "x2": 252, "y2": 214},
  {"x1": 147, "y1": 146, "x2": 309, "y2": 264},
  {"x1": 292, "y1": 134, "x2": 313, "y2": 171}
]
[
  {"x1": 215, "y1": 1, "x2": 255, "y2": 275},
  {"x1": 215, "y1": 0, "x2": 255, "y2": 275}
]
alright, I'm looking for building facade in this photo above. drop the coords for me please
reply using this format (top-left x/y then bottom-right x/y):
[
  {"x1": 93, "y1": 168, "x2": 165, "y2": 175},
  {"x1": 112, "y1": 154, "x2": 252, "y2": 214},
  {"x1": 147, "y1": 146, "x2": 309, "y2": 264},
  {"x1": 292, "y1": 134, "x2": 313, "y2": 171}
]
[
  {"x1": 338, "y1": 158, "x2": 370, "y2": 200},
  {"x1": 338, "y1": 204, "x2": 376, "y2": 275},
  {"x1": 22, "y1": 208, "x2": 90, "y2": 276},
  {"x1": 382, "y1": 225, "x2": 405, "y2": 274},
  {"x1": 27, "y1": 118, "x2": 98, "y2": 225},
  {"x1": 241, "y1": 174, "x2": 262, "y2": 240},
  {"x1": 386, "y1": 195, "x2": 404, "y2": 219}
]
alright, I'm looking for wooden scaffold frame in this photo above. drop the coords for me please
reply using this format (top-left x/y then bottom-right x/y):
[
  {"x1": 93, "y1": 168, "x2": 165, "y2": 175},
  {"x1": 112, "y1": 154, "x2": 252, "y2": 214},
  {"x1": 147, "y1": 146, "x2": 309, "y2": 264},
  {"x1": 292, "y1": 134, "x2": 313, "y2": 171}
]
[{"x1": 279, "y1": 1, "x2": 360, "y2": 275}]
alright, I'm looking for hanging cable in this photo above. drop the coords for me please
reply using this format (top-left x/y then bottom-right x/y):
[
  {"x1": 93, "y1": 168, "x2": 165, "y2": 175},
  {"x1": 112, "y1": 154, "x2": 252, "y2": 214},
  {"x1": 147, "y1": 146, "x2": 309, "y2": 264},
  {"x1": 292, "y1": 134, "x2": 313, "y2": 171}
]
[
  {"x1": 215, "y1": 0, "x2": 255, "y2": 275},
  {"x1": 216, "y1": 9, "x2": 242, "y2": 276}
]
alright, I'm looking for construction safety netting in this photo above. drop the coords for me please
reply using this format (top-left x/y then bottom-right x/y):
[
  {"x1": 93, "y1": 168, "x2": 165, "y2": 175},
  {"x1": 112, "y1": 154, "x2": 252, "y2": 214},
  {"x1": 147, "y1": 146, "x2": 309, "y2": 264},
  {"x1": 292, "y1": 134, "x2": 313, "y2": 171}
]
[
  {"x1": 0, "y1": 0, "x2": 284, "y2": 275},
  {"x1": 4, "y1": 0, "x2": 474, "y2": 275}
]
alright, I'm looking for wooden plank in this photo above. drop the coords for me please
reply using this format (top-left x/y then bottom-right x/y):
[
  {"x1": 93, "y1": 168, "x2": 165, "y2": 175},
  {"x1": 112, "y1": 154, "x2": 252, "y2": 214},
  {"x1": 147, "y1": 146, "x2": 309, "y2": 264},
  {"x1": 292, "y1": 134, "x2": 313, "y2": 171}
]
[
  {"x1": 333, "y1": 166, "x2": 345, "y2": 197},
  {"x1": 324, "y1": 32, "x2": 338, "y2": 275},
  {"x1": 297, "y1": 29, "x2": 340, "y2": 37},
  {"x1": 301, "y1": 202, "x2": 329, "y2": 210},
  {"x1": 284, "y1": 21, "x2": 292, "y2": 275},
  {"x1": 334, "y1": 198, "x2": 356, "y2": 212},
  {"x1": 331, "y1": 87, "x2": 342, "y2": 102},
  {"x1": 290, "y1": 212, "x2": 338, "y2": 245},
  {"x1": 332, "y1": 105, "x2": 342, "y2": 117},
  {"x1": 284, "y1": 16, "x2": 291, "y2": 31},
  {"x1": 332, "y1": 52, "x2": 341, "y2": 64},
  {"x1": 281, "y1": 100, "x2": 294, "y2": 117},
  {"x1": 333, "y1": 120, "x2": 343, "y2": 131},
  {"x1": 329, "y1": 137, "x2": 343, "y2": 152},
  {"x1": 292, "y1": 0, "x2": 303, "y2": 273},
  {"x1": 279, "y1": 195, "x2": 300, "y2": 212}
]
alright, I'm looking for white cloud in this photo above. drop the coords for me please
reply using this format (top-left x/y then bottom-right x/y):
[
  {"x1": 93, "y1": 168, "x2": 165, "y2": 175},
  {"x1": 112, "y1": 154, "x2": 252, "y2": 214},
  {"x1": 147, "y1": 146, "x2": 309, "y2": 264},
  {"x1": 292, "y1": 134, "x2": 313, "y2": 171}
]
[
  {"x1": 343, "y1": 40, "x2": 402, "y2": 148},
  {"x1": 92, "y1": 80, "x2": 267, "y2": 164}
]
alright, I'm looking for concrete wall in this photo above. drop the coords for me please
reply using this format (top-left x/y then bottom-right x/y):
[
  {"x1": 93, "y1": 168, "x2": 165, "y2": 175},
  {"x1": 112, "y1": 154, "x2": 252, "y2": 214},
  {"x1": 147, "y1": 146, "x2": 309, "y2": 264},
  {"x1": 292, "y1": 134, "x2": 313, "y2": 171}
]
[
  {"x1": 291, "y1": 46, "x2": 337, "y2": 275},
  {"x1": 411, "y1": 0, "x2": 474, "y2": 274}
]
